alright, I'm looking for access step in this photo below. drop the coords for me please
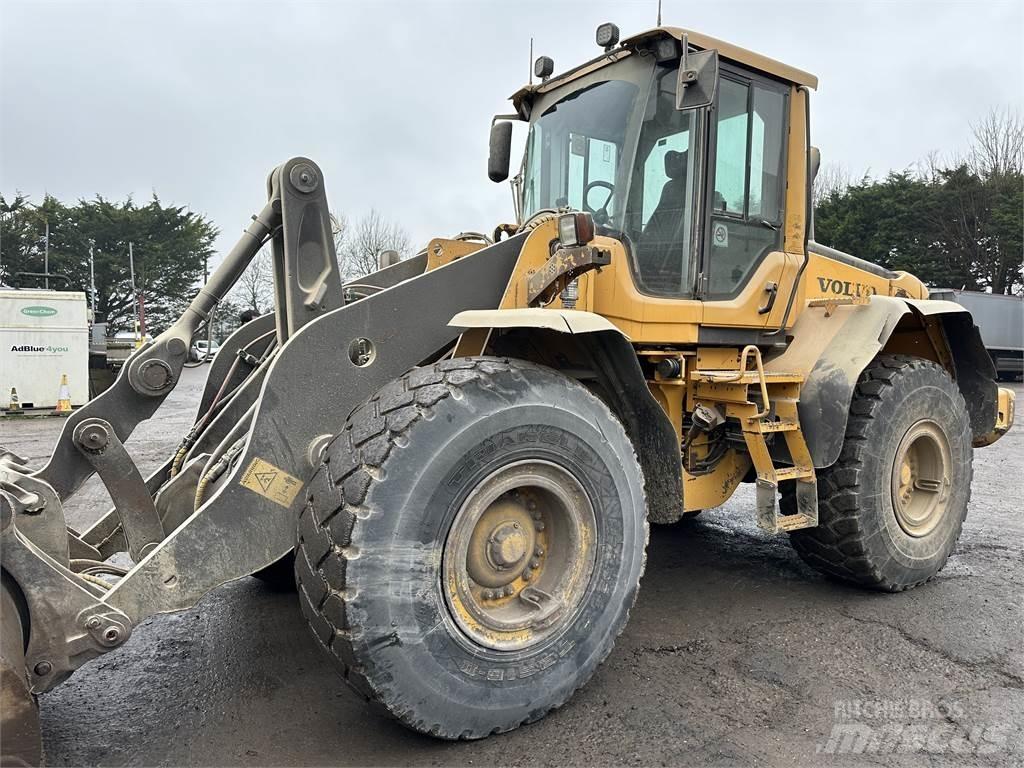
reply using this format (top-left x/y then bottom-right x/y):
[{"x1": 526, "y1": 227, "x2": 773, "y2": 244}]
[
  {"x1": 755, "y1": 476, "x2": 819, "y2": 533},
  {"x1": 751, "y1": 418, "x2": 799, "y2": 434},
  {"x1": 774, "y1": 466, "x2": 815, "y2": 481}
]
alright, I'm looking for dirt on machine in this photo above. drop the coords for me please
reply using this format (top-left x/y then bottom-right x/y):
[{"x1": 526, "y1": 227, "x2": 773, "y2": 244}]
[{"x1": 0, "y1": 22, "x2": 1015, "y2": 765}]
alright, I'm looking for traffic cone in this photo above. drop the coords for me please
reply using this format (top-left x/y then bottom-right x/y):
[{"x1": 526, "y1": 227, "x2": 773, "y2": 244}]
[
  {"x1": 54, "y1": 374, "x2": 72, "y2": 415},
  {"x1": 7, "y1": 387, "x2": 21, "y2": 413}
]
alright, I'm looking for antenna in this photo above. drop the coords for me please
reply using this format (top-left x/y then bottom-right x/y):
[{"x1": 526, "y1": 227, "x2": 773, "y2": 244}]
[
  {"x1": 529, "y1": 37, "x2": 534, "y2": 85},
  {"x1": 657, "y1": 0, "x2": 662, "y2": 26}
]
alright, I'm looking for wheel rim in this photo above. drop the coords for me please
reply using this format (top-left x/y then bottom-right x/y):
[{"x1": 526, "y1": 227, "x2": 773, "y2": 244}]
[
  {"x1": 890, "y1": 420, "x2": 952, "y2": 538},
  {"x1": 442, "y1": 460, "x2": 597, "y2": 652}
]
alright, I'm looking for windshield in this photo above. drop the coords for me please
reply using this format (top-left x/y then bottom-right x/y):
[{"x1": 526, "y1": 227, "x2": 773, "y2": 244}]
[
  {"x1": 521, "y1": 55, "x2": 701, "y2": 296},
  {"x1": 522, "y1": 78, "x2": 639, "y2": 220}
]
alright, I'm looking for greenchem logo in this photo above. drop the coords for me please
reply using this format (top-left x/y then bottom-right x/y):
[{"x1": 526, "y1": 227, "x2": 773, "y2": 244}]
[{"x1": 20, "y1": 306, "x2": 58, "y2": 317}]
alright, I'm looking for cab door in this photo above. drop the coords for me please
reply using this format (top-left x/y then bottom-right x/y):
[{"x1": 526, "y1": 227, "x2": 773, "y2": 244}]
[{"x1": 699, "y1": 68, "x2": 794, "y2": 336}]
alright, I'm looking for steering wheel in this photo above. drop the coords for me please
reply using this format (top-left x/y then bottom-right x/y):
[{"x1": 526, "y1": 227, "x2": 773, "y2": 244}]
[{"x1": 582, "y1": 180, "x2": 615, "y2": 225}]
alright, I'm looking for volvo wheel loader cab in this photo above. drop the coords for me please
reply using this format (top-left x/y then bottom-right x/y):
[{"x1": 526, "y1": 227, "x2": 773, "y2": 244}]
[{"x1": 0, "y1": 23, "x2": 1015, "y2": 762}]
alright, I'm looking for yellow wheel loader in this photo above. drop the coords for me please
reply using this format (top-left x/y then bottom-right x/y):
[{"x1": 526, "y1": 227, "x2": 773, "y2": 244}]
[{"x1": 0, "y1": 22, "x2": 1014, "y2": 761}]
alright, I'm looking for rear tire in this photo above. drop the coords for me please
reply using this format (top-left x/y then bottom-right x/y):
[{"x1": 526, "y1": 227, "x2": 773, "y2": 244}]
[
  {"x1": 785, "y1": 354, "x2": 972, "y2": 592},
  {"x1": 295, "y1": 357, "x2": 648, "y2": 738}
]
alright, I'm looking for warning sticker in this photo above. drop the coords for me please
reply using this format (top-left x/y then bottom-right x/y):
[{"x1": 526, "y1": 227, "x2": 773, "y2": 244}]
[
  {"x1": 712, "y1": 221, "x2": 729, "y2": 248},
  {"x1": 239, "y1": 457, "x2": 304, "y2": 508}
]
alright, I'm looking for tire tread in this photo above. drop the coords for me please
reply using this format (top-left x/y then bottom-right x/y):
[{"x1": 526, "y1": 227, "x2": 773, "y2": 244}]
[
  {"x1": 787, "y1": 354, "x2": 972, "y2": 592},
  {"x1": 294, "y1": 356, "x2": 647, "y2": 737}
]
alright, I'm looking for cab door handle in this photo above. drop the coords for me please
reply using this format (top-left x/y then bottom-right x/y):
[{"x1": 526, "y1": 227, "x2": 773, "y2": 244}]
[{"x1": 758, "y1": 281, "x2": 779, "y2": 315}]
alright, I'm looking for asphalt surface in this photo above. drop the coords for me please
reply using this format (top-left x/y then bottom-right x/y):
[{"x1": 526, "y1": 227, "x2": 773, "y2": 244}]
[{"x1": 2, "y1": 367, "x2": 1022, "y2": 767}]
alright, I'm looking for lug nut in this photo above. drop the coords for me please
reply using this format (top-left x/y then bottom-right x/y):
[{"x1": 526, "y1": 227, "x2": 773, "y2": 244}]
[
  {"x1": 504, "y1": 585, "x2": 515, "y2": 597},
  {"x1": 535, "y1": 546, "x2": 544, "y2": 557},
  {"x1": 530, "y1": 558, "x2": 540, "y2": 569},
  {"x1": 522, "y1": 570, "x2": 532, "y2": 581},
  {"x1": 532, "y1": 511, "x2": 542, "y2": 520},
  {"x1": 526, "y1": 500, "x2": 537, "y2": 511},
  {"x1": 535, "y1": 521, "x2": 545, "y2": 531}
]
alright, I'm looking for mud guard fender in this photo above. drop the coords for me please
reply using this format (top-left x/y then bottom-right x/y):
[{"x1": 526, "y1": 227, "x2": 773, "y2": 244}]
[
  {"x1": 902, "y1": 298, "x2": 1000, "y2": 446},
  {"x1": 451, "y1": 309, "x2": 683, "y2": 524},
  {"x1": 774, "y1": 296, "x2": 999, "y2": 469}
]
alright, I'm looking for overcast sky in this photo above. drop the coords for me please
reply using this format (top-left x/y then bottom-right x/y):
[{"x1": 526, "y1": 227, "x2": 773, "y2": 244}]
[{"x1": 2, "y1": 0, "x2": 1022, "y2": 262}]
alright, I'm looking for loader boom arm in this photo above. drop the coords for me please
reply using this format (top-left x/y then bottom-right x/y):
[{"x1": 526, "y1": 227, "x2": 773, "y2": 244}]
[{"x1": 35, "y1": 158, "x2": 344, "y2": 501}]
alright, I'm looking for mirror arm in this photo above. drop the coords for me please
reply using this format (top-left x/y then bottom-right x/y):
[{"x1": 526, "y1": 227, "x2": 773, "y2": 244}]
[{"x1": 677, "y1": 34, "x2": 699, "y2": 92}]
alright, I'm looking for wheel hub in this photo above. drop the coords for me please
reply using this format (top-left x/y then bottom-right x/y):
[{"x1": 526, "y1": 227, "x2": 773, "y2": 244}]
[
  {"x1": 891, "y1": 420, "x2": 951, "y2": 538},
  {"x1": 487, "y1": 521, "x2": 528, "y2": 568},
  {"x1": 465, "y1": 500, "x2": 537, "y2": 589},
  {"x1": 443, "y1": 460, "x2": 596, "y2": 651}
]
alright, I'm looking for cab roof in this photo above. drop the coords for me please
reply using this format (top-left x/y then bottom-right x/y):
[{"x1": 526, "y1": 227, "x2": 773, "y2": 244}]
[
  {"x1": 510, "y1": 25, "x2": 817, "y2": 115},
  {"x1": 626, "y1": 27, "x2": 818, "y2": 89}
]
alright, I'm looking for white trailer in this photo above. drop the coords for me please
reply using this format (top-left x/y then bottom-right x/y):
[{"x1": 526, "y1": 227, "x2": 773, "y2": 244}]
[
  {"x1": 931, "y1": 289, "x2": 1024, "y2": 381},
  {"x1": 0, "y1": 289, "x2": 89, "y2": 410}
]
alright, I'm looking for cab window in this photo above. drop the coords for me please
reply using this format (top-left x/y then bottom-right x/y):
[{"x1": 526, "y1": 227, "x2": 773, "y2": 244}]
[
  {"x1": 567, "y1": 134, "x2": 619, "y2": 213},
  {"x1": 623, "y1": 67, "x2": 698, "y2": 297},
  {"x1": 707, "y1": 76, "x2": 787, "y2": 297},
  {"x1": 521, "y1": 79, "x2": 638, "y2": 218}
]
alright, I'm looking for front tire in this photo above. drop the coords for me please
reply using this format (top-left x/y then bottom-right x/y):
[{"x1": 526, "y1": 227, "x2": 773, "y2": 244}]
[
  {"x1": 786, "y1": 355, "x2": 973, "y2": 591},
  {"x1": 295, "y1": 357, "x2": 647, "y2": 738}
]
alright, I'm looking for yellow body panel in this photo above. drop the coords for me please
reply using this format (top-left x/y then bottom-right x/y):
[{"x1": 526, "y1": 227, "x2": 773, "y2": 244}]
[
  {"x1": 977, "y1": 387, "x2": 1016, "y2": 447},
  {"x1": 783, "y1": 89, "x2": 810, "y2": 254},
  {"x1": 425, "y1": 238, "x2": 486, "y2": 271},
  {"x1": 683, "y1": 450, "x2": 751, "y2": 512}
]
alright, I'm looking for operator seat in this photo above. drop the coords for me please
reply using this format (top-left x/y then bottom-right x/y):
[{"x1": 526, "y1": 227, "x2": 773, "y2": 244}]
[{"x1": 638, "y1": 150, "x2": 688, "y2": 291}]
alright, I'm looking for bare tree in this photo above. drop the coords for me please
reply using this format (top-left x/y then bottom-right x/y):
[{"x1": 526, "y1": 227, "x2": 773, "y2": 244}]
[
  {"x1": 969, "y1": 107, "x2": 1023, "y2": 178},
  {"x1": 336, "y1": 209, "x2": 411, "y2": 279},
  {"x1": 915, "y1": 149, "x2": 951, "y2": 183},
  {"x1": 812, "y1": 161, "x2": 852, "y2": 209},
  {"x1": 231, "y1": 245, "x2": 274, "y2": 313},
  {"x1": 330, "y1": 211, "x2": 347, "y2": 257}
]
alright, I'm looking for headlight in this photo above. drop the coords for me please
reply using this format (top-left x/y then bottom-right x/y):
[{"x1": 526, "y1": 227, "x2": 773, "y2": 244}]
[
  {"x1": 534, "y1": 56, "x2": 554, "y2": 80},
  {"x1": 654, "y1": 36, "x2": 680, "y2": 63},
  {"x1": 557, "y1": 212, "x2": 596, "y2": 248},
  {"x1": 596, "y1": 23, "x2": 620, "y2": 50}
]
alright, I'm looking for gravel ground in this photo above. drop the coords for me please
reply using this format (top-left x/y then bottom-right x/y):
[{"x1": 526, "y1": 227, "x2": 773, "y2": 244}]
[{"x1": 2, "y1": 367, "x2": 1021, "y2": 767}]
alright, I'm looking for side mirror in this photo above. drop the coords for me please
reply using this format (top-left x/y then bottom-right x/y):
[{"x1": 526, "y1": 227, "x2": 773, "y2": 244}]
[
  {"x1": 675, "y1": 48, "x2": 719, "y2": 111},
  {"x1": 488, "y1": 121, "x2": 513, "y2": 182},
  {"x1": 807, "y1": 146, "x2": 821, "y2": 241},
  {"x1": 808, "y1": 146, "x2": 821, "y2": 187}
]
